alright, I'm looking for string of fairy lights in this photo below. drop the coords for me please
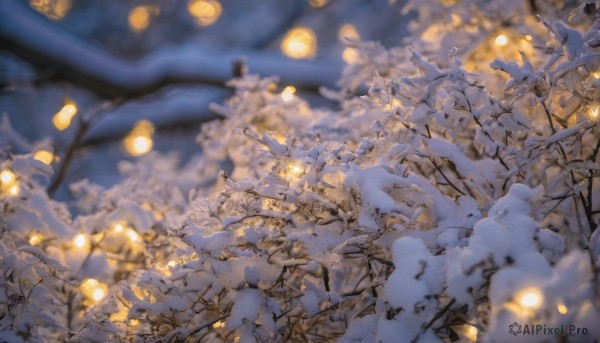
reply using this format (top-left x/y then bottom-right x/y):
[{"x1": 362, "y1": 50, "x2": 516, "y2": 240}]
[{"x1": 5, "y1": 1, "x2": 597, "y2": 341}]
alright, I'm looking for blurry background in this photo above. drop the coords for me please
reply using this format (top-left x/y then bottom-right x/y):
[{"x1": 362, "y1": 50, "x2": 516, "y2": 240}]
[{"x1": 0, "y1": 0, "x2": 413, "y2": 197}]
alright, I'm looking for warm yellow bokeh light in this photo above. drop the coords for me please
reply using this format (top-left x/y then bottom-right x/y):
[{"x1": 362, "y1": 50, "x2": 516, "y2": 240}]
[
  {"x1": 29, "y1": 233, "x2": 44, "y2": 246},
  {"x1": 73, "y1": 234, "x2": 88, "y2": 248},
  {"x1": 495, "y1": 34, "x2": 509, "y2": 47},
  {"x1": 591, "y1": 71, "x2": 600, "y2": 79},
  {"x1": 557, "y1": 303, "x2": 568, "y2": 315},
  {"x1": 281, "y1": 27, "x2": 317, "y2": 59},
  {"x1": 0, "y1": 169, "x2": 16, "y2": 186},
  {"x1": 126, "y1": 228, "x2": 141, "y2": 243},
  {"x1": 52, "y1": 103, "x2": 77, "y2": 131},
  {"x1": 188, "y1": 0, "x2": 222, "y2": 26},
  {"x1": 465, "y1": 326, "x2": 478, "y2": 341},
  {"x1": 167, "y1": 260, "x2": 178, "y2": 267},
  {"x1": 92, "y1": 288, "x2": 106, "y2": 301},
  {"x1": 113, "y1": 223, "x2": 125, "y2": 233},
  {"x1": 516, "y1": 287, "x2": 543, "y2": 310},
  {"x1": 308, "y1": 0, "x2": 329, "y2": 8},
  {"x1": 133, "y1": 136, "x2": 153, "y2": 154},
  {"x1": 342, "y1": 47, "x2": 359, "y2": 64},
  {"x1": 129, "y1": 6, "x2": 152, "y2": 32},
  {"x1": 286, "y1": 162, "x2": 304, "y2": 179},
  {"x1": 338, "y1": 24, "x2": 360, "y2": 41},
  {"x1": 124, "y1": 120, "x2": 155, "y2": 157},
  {"x1": 33, "y1": 150, "x2": 54, "y2": 165},
  {"x1": 80, "y1": 278, "x2": 108, "y2": 305},
  {"x1": 281, "y1": 86, "x2": 296, "y2": 102},
  {"x1": 273, "y1": 133, "x2": 286, "y2": 144},
  {"x1": 30, "y1": 0, "x2": 72, "y2": 20},
  {"x1": 8, "y1": 184, "x2": 20, "y2": 196},
  {"x1": 587, "y1": 103, "x2": 600, "y2": 121}
]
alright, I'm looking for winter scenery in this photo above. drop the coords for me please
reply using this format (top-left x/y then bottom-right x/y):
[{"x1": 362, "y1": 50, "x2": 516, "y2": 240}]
[{"x1": 1, "y1": 0, "x2": 600, "y2": 342}]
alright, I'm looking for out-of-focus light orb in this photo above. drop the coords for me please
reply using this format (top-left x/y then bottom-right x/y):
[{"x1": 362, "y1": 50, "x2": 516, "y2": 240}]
[
  {"x1": 188, "y1": 0, "x2": 222, "y2": 26},
  {"x1": 30, "y1": 0, "x2": 71, "y2": 20},
  {"x1": 495, "y1": 34, "x2": 509, "y2": 47},
  {"x1": 287, "y1": 162, "x2": 304, "y2": 178},
  {"x1": 309, "y1": 0, "x2": 329, "y2": 8},
  {"x1": 113, "y1": 223, "x2": 125, "y2": 233},
  {"x1": 281, "y1": 27, "x2": 317, "y2": 59},
  {"x1": 342, "y1": 47, "x2": 359, "y2": 64},
  {"x1": 33, "y1": 150, "x2": 54, "y2": 165},
  {"x1": 73, "y1": 234, "x2": 88, "y2": 248},
  {"x1": 124, "y1": 120, "x2": 154, "y2": 157},
  {"x1": 92, "y1": 288, "x2": 106, "y2": 301},
  {"x1": 126, "y1": 228, "x2": 141, "y2": 243},
  {"x1": 0, "y1": 169, "x2": 16, "y2": 186},
  {"x1": 167, "y1": 260, "x2": 178, "y2": 267},
  {"x1": 516, "y1": 287, "x2": 543, "y2": 310},
  {"x1": 8, "y1": 184, "x2": 20, "y2": 196},
  {"x1": 338, "y1": 24, "x2": 360, "y2": 41},
  {"x1": 81, "y1": 278, "x2": 108, "y2": 305},
  {"x1": 29, "y1": 233, "x2": 44, "y2": 246},
  {"x1": 52, "y1": 102, "x2": 77, "y2": 131},
  {"x1": 591, "y1": 71, "x2": 600, "y2": 79},
  {"x1": 281, "y1": 86, "x2": 296, "y2": 102},
  {"x1": 131, "y1": 136, "x2": 153, "y2": 155},
  {"x1": 587, "y1": 103, "x2": 600, "y2": 122},
  {"x1": 465, "y1": 326, "x2": 478, "y2": 341},
  {"x1": 129, "y1": 6, "x2": 152, "y2": 32},
  {"x1": 557, "y1": 303, "x2": 568, "y2": 315}
]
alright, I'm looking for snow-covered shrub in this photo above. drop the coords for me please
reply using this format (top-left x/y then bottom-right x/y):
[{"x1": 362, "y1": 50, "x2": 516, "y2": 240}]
[{"x1": 1, "y1": 0, "x2": 600, "y2": 342}]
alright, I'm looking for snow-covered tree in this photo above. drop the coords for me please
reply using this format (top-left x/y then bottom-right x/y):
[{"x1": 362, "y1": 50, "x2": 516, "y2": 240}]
[{"x1": 1, "y1": 0, "x2": 599, "y2": 342}]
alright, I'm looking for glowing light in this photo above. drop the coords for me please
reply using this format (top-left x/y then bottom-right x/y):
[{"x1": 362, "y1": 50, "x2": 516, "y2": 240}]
[
  {"x1": 80, "y1": 278, "x2": 108, "y2": 305},
  {"x1": 8, "y1": 185, "x2": 20, "y2": 196},
  {"x1": 281, "y1": 27, "x2": 317, "y2": 59},
  {"x1": 516, "y1": 287, "x2": 543, "y2": 311},
  {"x1": 73, "y1": 234, "x2": 88, "y2": 248},
  {"x1": 52, "y1": 102, "x2": 77, "y2": 131},
  {"x1": 125, "y1": 228, "x2": 141, "y2": 243},
  {"x1": 524, "y1": 34, "x2": 533, "y2": 41},
  {"x1": 188, "y1": 0, "x2": 222, "y2": 26},
  {"x1": 124, "y1": 120, "x2": 154, "y2": 157},
  {"x1": 465, "y1": 325, "x2": 478, "y2": 341},
  {"x1": 129, "y1": 6, "x2": 152, "y2": 32},
  {"x1": 286, "y1": 162, "x2": 304, "y2": 179},
  {"x1": 92, "y1": 288, "x2": 106, "y2": 301},
  {"x1": 30, "y1": 0, "x2": 72, "y2": 20},
  {"x1": 495, "y1": 34, "x2": 509, "y2": 47},
  {"x1": 273, "y1": 133, "x2": 286, "y2": 144},
  {"x1": 309, "y1": 0, "x2": 328, "y2": 8},
  {"x1": 213, "y1": 320, "x2": 225, "y2": 328},
  {"x1": 167, "y1": 260, "x2": 177, "y2": 267},
  {"x1": 557, "y1": 303, "x2": 568, "y2": 315},
  {"x1": 338, "y1": 24, "x2": 360, "y2": 41},
  {"x1": 33, "y1": 150, "x2": 54, "y2": 165},
  {"x1": 0, "y1": 169, "x2": 16, "y2": 186},
  {"x1": 281, "y1": 86, "x2": 296, "y2": 102},
  {"x1": 384, "y1": 98, "x2": 402, "y2": 110},
  {"x1": 29, "y1": 233, "x2": 44, "y2": 246},
  {"x1": 342, "y1": 47, "x2": 359, "y2": 64},
  {"x1": 591, "y1": 71, "x2": 600, "y2": 79},
  {"x1": 587, "y1": 103, "x2": 600, "y2": 122}
]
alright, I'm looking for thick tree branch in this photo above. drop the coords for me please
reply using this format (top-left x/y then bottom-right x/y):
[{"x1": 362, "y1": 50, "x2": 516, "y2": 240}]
[{"x1": 0, "y1": 0, "x2": 341, "y2": 99}]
